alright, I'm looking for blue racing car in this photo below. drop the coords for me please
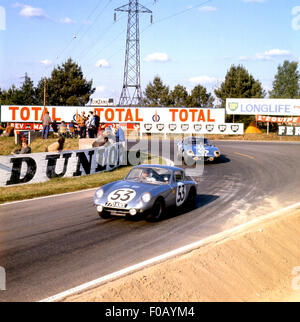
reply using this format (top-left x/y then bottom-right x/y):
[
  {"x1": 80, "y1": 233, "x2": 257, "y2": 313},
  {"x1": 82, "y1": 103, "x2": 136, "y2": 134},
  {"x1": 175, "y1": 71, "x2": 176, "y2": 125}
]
[{"x1": 177, "y1": 137, "x2": 221, "y2": 163}]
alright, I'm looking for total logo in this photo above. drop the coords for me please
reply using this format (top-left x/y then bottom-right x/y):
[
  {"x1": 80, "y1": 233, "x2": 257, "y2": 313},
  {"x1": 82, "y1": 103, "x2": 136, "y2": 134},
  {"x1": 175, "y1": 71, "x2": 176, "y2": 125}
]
[{"x1": 152, "y1": 111, "x2": 161, "y2": 123}]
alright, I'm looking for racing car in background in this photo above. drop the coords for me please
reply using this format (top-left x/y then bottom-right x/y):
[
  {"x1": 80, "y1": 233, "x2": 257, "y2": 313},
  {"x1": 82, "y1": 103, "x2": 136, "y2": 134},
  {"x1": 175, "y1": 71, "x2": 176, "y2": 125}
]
[
  {"x1": 94, "y1": 165, "x2": 197, "y2": 222},
  {"x1": 177, "y1": 137, "x2": 221, "y2": 164}
]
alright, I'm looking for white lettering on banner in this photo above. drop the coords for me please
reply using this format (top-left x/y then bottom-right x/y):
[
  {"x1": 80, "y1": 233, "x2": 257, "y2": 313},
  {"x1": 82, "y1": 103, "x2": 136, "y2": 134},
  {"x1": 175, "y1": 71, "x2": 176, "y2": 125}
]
[
  {"x1": 278, "y1": 126, "x2": 300, "y2": 136},
  {"x1": 141, "y1": 123, "x2": 244, "y2": 135},
  {"x1": 0, "y1": 106, "x2": 225, "y2": 124},
  {"x1": 256, "y1": 115, "x2": 300, "y2": 124},
  {"x1": 226, "y1": 99, "x2": 300, "y2": 116},
  {"x1": 0, "y1": 143, "x2": 127, "y2": 187}
]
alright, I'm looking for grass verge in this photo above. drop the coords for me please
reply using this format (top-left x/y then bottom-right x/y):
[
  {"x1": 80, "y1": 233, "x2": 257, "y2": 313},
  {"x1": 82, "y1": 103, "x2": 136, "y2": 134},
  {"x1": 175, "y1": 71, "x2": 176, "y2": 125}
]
[
  {"x1": 0, "y1": 153, "x2": 164, "y2": 204},
  {"x1": 0, "y1": 136, "x2": 80, "y2": 155}
]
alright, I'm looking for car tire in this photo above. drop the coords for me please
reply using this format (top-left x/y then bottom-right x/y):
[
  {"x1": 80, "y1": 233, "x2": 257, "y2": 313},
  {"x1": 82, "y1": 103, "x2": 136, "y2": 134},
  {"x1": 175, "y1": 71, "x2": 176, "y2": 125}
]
[
  {"x1": 98, "y1": 210, "x2": 111, "y2": 219},
  {"x1": 185, "y1": 188, "x2": 196, "y2": 210},
  {"x1": 146, "y1": 198, "x2": 165, "y2": 222}
]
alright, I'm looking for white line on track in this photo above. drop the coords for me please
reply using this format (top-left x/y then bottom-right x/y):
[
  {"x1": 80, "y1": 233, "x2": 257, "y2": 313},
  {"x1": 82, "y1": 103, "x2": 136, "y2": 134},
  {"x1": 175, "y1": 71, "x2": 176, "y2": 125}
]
[
  {"x1": 40, "y1": 200, "x2": 300, "y2": 302},
  {"x1": 0, "y1": 188, "x2": 98, "y2": 207}
]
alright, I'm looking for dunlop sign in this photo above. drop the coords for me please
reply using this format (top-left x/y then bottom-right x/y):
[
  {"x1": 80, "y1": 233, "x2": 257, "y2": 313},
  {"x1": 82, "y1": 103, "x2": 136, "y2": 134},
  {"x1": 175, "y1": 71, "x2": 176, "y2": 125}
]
[
  {"x1": 141, "y1": 123, "x2": 244, "y2": 135},
  {"x1": 0, "y1": 143, "x2": 127, "y2": 187}
]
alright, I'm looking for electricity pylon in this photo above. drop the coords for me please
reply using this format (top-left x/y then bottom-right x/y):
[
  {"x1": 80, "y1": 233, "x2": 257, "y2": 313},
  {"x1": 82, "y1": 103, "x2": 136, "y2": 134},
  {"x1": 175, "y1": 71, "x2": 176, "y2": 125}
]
[{"x1": 115, "y1": 1, "x2": 154, "y2": 106}]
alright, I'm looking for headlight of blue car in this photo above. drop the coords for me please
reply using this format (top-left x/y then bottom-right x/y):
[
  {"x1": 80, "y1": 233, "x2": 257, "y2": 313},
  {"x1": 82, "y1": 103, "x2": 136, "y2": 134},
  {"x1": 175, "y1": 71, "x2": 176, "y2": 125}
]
[
  {"x1": 214, "y1": 151, "x2": 220, "y2": 157},
  {"x1": 142, "y1": 192, "x2": 151, "y2": 203},
  {"x1": 187, "y1": 149, "x2": 194, "y2": 156},
  {"x1": 95, "y1": 188, "x2": 104, "y2": 199}
]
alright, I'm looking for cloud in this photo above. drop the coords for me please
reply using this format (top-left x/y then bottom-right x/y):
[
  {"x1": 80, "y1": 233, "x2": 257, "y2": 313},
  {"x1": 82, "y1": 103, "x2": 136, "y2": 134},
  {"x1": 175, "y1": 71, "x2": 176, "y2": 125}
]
[
  {"x1": 60, "y1": 17, "x2": 75, "y2": 24},
  {"x1": 95, "y1": 85, "x2": 107, "y2": 93},
  {"x1": 41, "y1": 59, "x2": 52, "y2": 66},
  {"x1": 198, "y1": 6, "x2": 217, "y2": 12},
  {"x1": 188, "y1": 76, "x2": 218, "y2": 85},
  {"x1": 144, "y1": 52, "x2": 170, "y2": 63},
  {"x1": 13, "y1": 3, "x2": 48, "y2": 19},
  {"x1": 95, "y1": 59, "x2": 110, "y2": 68},
  {"x1": 238, "y1": 49, "x2": 291, "y2": 61}
]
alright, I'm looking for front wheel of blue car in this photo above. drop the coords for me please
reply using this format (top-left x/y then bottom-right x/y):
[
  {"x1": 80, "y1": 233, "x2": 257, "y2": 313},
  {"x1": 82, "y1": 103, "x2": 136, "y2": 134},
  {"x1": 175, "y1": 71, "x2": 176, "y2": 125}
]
[
  {"x1": 146, "y1": 198, "x2": 165, "y2": 222},
  {"x1": 185, "y1": 188, "x2": 196, "y2": 210},
  {"x1": 98, "y1": 210, "x2": 111, "y2": 219}
]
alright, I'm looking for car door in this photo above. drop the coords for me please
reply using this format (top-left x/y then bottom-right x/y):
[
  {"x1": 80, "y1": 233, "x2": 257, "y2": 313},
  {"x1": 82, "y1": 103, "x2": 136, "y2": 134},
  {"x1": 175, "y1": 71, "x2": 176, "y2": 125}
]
[{"x1": 172, "y1": 170, "x2": 187, "y2": 207}]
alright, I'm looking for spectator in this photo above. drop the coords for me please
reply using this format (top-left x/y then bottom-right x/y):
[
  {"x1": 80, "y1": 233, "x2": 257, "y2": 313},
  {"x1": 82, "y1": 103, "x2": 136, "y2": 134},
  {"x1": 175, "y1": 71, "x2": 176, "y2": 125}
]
[
  {"x1": 68, "y1": 120, "x2": 76, "y2": 138},
  {"x1": 78, "y1": 111, "x2": 87, "y2": 139},
  {"x1": 12, "y1": 140, "x2": 31, "y2": 155},
  {"x1": 46, "y1": 137, "x2": 65, "y2": 152},
  {"x1": 94, "y1": 113, "x2": 100, "y2": 137},
  {"x1": 116, "y1": 124, "x2": 126, "y2": 143},
  {"x1": 51, "y1": 120, "x2": 59, "y2": 136},
  {"x1": 92, "y1": 136, "x2": 110, "y2": 148},
  {"x1": 0, "y1": 123, "x2": 5, "y2": 136},
  {"x1": 99, "y1": 123, "x2": 106, "y2": 136},
  {"x1": 1, "y1": 123, "x2": 14, "y2": 137},
  {"x1": 87, "y1": 111, "x2": 96, "y2": 138},
  {"x1": 58, "y1": 121, "x2": 68, "y2": 137},
  {"x1": 42, "y1": 111, "x2": 52, "y2": 139}
]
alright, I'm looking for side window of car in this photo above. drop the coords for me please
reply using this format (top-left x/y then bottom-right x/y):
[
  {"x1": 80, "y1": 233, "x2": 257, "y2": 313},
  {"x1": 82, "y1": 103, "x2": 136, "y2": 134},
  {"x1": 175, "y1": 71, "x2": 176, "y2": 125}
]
[{"x1": 174, "y1": 171, "x2": 184, "y2": 182}]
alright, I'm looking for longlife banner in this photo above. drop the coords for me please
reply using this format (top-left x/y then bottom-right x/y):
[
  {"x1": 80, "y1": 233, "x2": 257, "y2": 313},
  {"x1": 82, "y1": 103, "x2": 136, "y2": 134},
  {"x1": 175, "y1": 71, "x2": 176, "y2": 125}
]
[
  {"x1": 256, "y1": 115, "x2": 300, "y2": 124},
  {"x1": 226, "y1": 99, "x2": 300, "y2": 116},
  {"x1": 0, "y1": 106, "x2": 225, "y2": 124}
]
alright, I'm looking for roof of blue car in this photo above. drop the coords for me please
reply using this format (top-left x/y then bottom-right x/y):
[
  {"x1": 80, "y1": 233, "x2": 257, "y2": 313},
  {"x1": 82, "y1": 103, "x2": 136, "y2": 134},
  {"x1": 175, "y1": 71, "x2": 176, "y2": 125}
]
[{"x1": 133, "y1": 164, "x2": 183, "y2": 172}]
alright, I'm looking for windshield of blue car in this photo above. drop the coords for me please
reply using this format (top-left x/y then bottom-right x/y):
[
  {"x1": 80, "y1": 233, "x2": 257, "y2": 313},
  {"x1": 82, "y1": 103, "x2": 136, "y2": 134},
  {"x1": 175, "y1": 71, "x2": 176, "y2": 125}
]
[
  {"x1": 126, "y1": 167, "x2": 172, "y2": 184},
  {"x1": 184, "y1": 138, "x2": 208, "y2": 145}
]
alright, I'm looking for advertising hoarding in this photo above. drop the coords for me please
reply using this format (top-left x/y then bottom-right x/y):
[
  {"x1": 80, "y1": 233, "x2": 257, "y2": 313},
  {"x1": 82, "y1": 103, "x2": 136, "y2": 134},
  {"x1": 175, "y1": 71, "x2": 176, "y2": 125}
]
[
  {"x1": 0, "y1": 106, "x2": 225, "y2": 124},
  {"x1": 141, "y1": 123, "x2": 244, "y2": 135},
  {"x1": 256, "y1": 115, "x2": 300, "y2": 124},
  {"x1": 226, "y1": 99, "x2": 300, "y2": 116}
]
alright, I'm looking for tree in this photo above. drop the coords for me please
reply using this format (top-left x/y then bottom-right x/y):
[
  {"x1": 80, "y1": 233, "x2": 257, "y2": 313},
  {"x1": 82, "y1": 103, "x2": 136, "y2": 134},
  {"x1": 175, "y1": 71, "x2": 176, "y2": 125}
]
[
  {"x1": 0, "y1": 85, "x2": 20, "y2": 105},
  {"x1": 190, "y1": 84, "x2": 214, "y2": 107},
  {"x1": 144, "y1": 76, "x2": 170, "y2": 106},
  {"x1": 269, "y1": 60, "x2": 300, "y2": 98},
  {"x1": 18, "y1": 74, "x2": 37, "y2": 105},
  {"x1": 215, "y1": 65, "x2": 265, "y2": 108},
  {"x1": 169, "y1": 84, "x2": 189, "y2": 107},
  {"x1": 215, "y1": 65, "x2": 265, "y2": 125},
  {"x1": 42, "y1": 58, "x2": 95, "y2": 106}
]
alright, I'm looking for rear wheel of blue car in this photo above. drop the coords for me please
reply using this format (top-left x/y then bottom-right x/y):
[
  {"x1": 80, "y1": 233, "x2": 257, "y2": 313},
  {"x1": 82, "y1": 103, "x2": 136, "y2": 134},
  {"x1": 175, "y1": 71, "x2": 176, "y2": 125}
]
[{"x1": 146, "y1": 198, "x2": 165, "y2": 222}]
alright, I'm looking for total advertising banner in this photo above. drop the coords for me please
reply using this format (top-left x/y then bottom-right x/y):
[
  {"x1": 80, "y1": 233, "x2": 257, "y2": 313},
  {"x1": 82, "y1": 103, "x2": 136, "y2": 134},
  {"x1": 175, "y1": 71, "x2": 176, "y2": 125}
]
[
  {"x1": 0, "y1": 143, "x2": 126, "y2": 187},
  {"x1": 226, "y1": 99, "x2": 300, "y2": 116},
  {"x1": 141, "y1": 122, "x2": 244, "y2": 135},
  {"x1": 256, "y1": 115, "x2": 300, "y2": 124},
  {"x1": 0, "y1": 106, "x2": 225, "y2": 124}
]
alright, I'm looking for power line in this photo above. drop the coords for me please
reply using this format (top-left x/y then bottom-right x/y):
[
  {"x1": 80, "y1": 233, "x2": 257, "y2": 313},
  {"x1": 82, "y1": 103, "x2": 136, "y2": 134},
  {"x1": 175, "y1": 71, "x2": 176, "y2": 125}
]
[
  {"x1": 75, "y1": 15, "x2": 127, "y2": 63},
  {"x1": 55, "y1": 0, "x2": 113, "y2": 63}
]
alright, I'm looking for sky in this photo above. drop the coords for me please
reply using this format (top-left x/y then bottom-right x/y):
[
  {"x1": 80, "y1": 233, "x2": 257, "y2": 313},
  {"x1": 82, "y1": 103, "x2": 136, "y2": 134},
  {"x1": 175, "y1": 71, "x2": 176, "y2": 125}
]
[{"x1": 0, "y1": 0, "x2": 299, "y2": 103}]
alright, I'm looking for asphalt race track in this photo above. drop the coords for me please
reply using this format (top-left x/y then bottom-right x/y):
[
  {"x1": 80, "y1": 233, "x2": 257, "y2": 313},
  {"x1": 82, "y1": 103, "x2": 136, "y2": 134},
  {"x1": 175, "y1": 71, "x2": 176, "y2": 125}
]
[{"x1": 0, "y1": 140, "x2": 300, "y2": 302}]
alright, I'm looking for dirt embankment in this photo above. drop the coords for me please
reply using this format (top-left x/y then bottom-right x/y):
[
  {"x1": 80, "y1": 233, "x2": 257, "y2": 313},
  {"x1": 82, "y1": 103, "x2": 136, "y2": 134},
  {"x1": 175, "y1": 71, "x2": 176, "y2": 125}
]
[{"x1": 65, "y1": 210, "x2": 300, "y2": 302}]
